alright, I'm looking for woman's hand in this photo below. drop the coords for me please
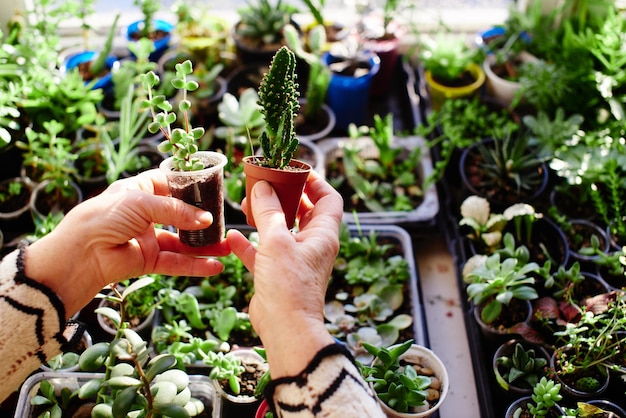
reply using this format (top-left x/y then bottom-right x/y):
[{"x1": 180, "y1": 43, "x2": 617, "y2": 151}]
[
  {"x1": 25, "y1": 169, "x2": 231, "y2": 318},
  {"x1": 226, "y1": 170, "x2": 344, "y2": 377}
]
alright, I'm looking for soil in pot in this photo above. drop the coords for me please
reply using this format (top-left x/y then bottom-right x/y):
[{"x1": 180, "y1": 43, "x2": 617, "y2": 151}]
[
  {"x1": 295, "y1": 102, "x2": 332, "y2": 138},
  {"x1": 161, "y1": 152, "x2": 227, "y2": 247},
  {"x1": 217, "y1": 352, "x2": 268, "y2": 418}
]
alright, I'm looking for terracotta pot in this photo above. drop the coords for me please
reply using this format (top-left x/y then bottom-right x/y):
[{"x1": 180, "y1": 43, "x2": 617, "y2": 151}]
[
  {"x1": 160, "y1": 151, "x2": 228, "y2": 246},
  {"x1": 242, "y1": 156, "x2": 312, "y2": 229}
]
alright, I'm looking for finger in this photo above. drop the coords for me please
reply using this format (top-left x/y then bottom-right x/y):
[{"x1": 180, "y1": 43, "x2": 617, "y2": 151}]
[
  {"x1": 118, "y1": 192, "x2": 215, "y2": 231},
  {"x1": 248, "y1": 181, "x2": 291, "y2": 236},
  {"x1": 151, "y1": 252, "x2": 225, "y2": 277},
  {"x1": 225, "y1": 229, "x2": 257, "y2": 273},
  {"x1": 105, "y1": 169, "x2": 170, "y2": 196},
  {"x1": 156, "y1": 229, "x2": 232, "y2": 256}
]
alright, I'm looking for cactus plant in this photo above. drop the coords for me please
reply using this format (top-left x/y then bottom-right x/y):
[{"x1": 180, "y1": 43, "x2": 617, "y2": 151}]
[{"x1": 256, "y1": 46, "x2": 300, "y2": 169}]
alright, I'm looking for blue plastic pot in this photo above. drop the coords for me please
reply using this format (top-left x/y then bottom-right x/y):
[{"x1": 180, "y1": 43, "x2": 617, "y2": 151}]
[
  {"x1": 322, "y1": 52, "x2": 380, "y2": 132},
  {"x1": 126, "y1": 19, "x2": 173, "y2": 62},
  {"x1": 474, "y1": 26, "x2": 531, "y2": 55},
  {"x1": 62, "y1": 50, "x2": 119, "y2": 91}
]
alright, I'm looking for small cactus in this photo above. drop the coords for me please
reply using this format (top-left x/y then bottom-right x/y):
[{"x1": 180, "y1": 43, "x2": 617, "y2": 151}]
[{"x1": 257, "y1": 46, "x2": 300, "y2": 169}]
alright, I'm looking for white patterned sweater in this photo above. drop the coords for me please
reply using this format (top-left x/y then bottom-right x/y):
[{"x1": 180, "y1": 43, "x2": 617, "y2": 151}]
[{"x1": 0, "y1": 245, "x2": 386, "y2": 417}]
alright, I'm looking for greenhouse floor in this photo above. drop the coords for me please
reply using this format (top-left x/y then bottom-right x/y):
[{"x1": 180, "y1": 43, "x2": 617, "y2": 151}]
[{"x1": 414, "y1": 232, "x2": 481, "y2": 417}]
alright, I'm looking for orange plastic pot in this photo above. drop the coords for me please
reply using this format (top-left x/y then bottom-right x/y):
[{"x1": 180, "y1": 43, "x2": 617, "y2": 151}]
[{"x1": 243, "y1": 156, "x2": 312, "y2": 229}]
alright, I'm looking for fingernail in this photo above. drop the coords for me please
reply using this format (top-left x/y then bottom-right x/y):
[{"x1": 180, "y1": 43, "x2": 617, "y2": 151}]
[
  {"x1": 253, "y1": 181, "x2": 273, "y2": 198},
  {"x1": 197, "y1": 211, "x2": 213, "y2": 224}
]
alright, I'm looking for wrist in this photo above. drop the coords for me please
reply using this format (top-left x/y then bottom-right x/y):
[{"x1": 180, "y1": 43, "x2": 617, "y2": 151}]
[{"x1": 259, "y1": 316, "x2": 335, "y2": 378}]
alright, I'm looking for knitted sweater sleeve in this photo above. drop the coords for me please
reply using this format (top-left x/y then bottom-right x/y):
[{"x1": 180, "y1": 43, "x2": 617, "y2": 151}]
[
  {"x1": 264, "y1": 343, "x2": 386, "y2": 418},
  {"x1": 0, "y1": 244, "x2": 68, "y2": 403}
]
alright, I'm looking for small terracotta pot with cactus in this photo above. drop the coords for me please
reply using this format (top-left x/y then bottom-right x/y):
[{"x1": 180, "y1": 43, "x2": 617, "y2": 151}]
[{"x1": 243, "y1": 46, "x2": 312, "y2": 230}]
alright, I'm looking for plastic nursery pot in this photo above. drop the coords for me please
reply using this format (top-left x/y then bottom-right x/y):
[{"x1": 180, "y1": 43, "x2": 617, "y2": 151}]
[
  {"x1": 492, "y1": 338, "x2": 550, "y2": 397},
  {"x1": 126, "y1": 19, "x2": 174, "y2": 62},
  {"x1": 255, "y1": 398, "x2": 271, "y2": 418},
  {"x1": 160, "y1": 151, "x2": 228, "y2": 247},
  {"x1": 60, "y1": 50, "x2": 120, "y2": 91},
  {"x1": 504, "y1": 395, "x2": 565, "y2": 418},
  {"x1": 321, "y1": 51, "x2": 380, "y2": 132},
  {"x1": 482, "y1": 51, "x2": 538, "y2": 107},
  {"x1": 242, "y1": 156, "x2": 312, "y2": 230},
  {"x1": 363, "y1": 35, "x2": 401, "y2": 98},
  {"x1": 372, "y1": 344, "x2": 449, "y2": 418},
  {"x1": 424, "y1": 62, "x2": 485, "y2": 111},
  {"x1": 213, "y1": 349, "x2": 268, "y2": 418}
]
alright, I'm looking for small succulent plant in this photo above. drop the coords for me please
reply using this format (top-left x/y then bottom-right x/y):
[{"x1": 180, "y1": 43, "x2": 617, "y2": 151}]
[
  {"x1": 256, "y1": 46, "x2": 300, "y2": 169},
  {"x1": 141, "y1": 60, "x2": 205, "y2": 171}
]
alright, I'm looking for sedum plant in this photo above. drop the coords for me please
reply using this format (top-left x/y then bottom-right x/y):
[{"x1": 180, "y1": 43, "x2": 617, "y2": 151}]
[
  {"x1": 141, "y1": 60, "x2": 205, "y2": 171},
  {"x1": 255, "y1": 46, "x2": 300, "y2": 169},
  {"x1": 513, "y1": 376, "x2": 562, "y2": 418}
]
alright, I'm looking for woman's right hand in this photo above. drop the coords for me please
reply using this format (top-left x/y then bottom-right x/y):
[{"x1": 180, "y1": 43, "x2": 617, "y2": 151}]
[{"x1": 226, "y1": 170, "x2": 343, "y2": 377}]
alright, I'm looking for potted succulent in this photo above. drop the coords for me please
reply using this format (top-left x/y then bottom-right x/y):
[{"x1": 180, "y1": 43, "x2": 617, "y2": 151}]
[
  {"x1": 60, "y1": 13, "x2": 121, "y2": 92},
  {"x1": 504, "y1": 376, "x2": 565, "y2": 418},
  {"x1": 359, "y1": 339, "x2": 449, "y2": 418},
  {"x1": 232, "y1": 0, "x2": 299, "y2": 65},
  {"x1": 418, "y1": 32, "x2": 485, "y2": 111},
  {"x1": 127, "y1": 0, "x2": 173, "y2": 62},
  {"x1": 492, "y1": 339, "x2": 549, "y2": 396},
  {"x1": 320, "y1": 113, "x2": 438, "y2": 224},
  {"x1": 462, "y1": 251, "x2": 539, "y2": 341},
  {"x1": 16, "y1": 277, "x2": 215, "y2": 418},
  {"x1": 141, "y1": 59, "x2": 228, "y2": 247},
  {"x1": 242, "y1": 46, "x2": 312, "y2": 230},
  {"x1": 321, "y1": 36, "x2": 380, "y2": 132},
  {"x1": 358, "y1": 0, "x2": 404, "y2": 98},
  {"x1": 459, "y1": 128, "x2": 551, "y2": 211},
  {"x1": 205, "y1": 348, "x2": 268, "y2": 418}
]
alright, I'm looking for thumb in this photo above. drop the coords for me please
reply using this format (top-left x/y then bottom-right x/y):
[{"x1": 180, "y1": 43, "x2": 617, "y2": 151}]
[{"x1": 249, "y1": 181, "x2": 288, "y2": 233}]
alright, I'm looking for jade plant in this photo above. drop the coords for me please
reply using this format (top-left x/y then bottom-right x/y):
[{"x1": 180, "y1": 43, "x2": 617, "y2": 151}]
[
  {"x1": 141, "y1": 59, "x2": 205, "y2": 171},
  {"x1": 254, "y1": 46, "x2": 300, "y2": 169},
  {"x1": 64, "y1": 277, "x2": 207, "y2": 417}
]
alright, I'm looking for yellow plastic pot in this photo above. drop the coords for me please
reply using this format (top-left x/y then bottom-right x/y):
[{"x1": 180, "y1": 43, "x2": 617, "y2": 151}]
[{"x1": 425, "y1": 63, "x2": 486, "y2": 111}]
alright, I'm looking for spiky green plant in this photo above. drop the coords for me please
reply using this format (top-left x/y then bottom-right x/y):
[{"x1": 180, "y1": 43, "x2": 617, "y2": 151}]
[{"x1": 257, "y1": 46, "x2": 300, "y2": 169}]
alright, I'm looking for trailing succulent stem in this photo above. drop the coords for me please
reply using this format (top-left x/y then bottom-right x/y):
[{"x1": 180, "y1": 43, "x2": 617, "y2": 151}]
[
  {"x1": 257, "y1": 46, "x2": 300, "y2": 169},
  {"x1": 141, "y1": 60, "x2": 205, "y2": 171}
]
